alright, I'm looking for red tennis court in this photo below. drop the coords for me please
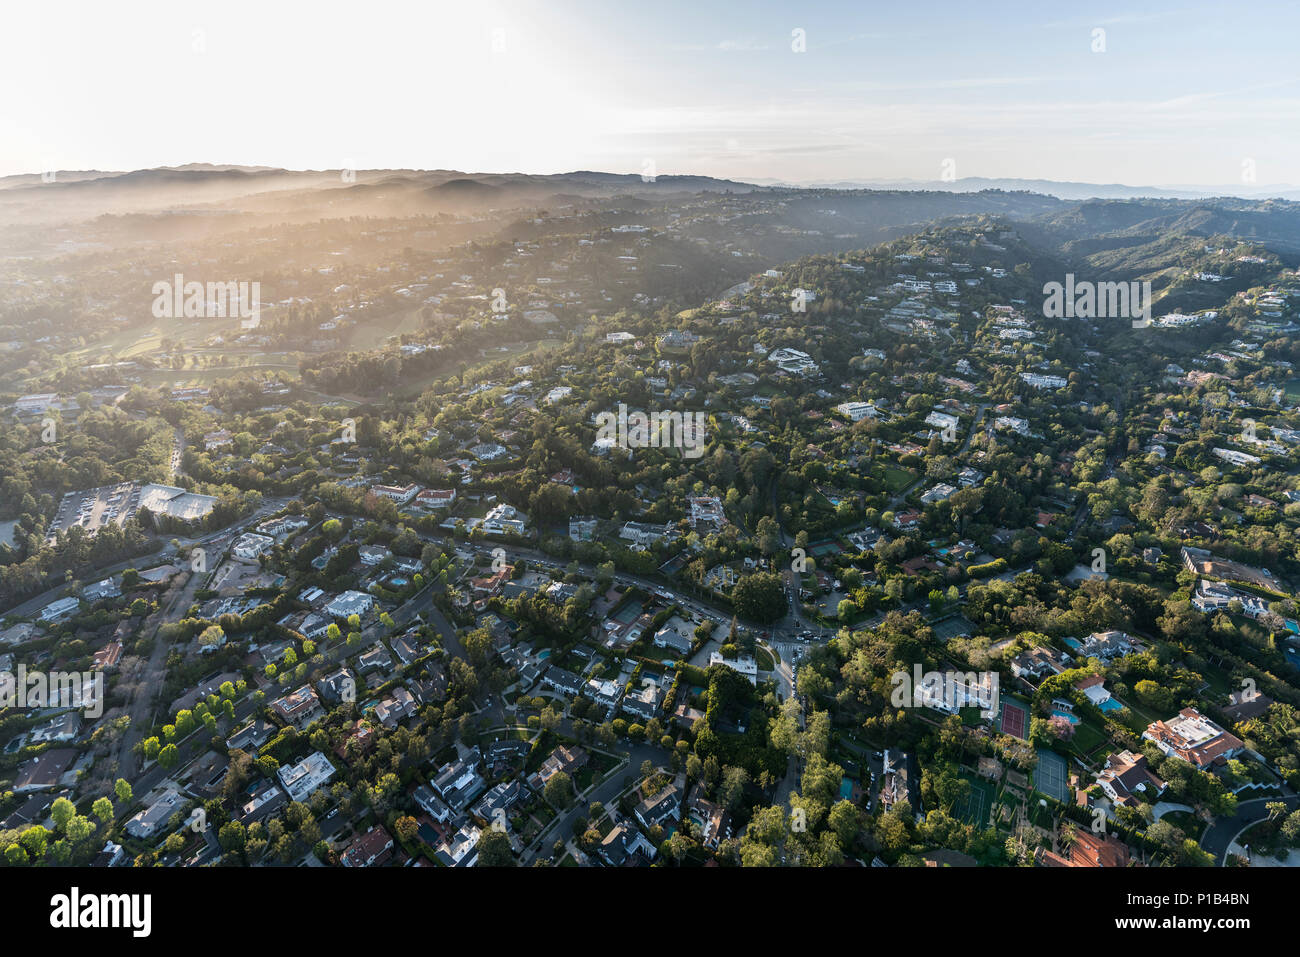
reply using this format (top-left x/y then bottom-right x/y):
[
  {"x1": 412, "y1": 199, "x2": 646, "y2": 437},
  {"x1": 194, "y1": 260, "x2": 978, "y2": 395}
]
[{"x1": 1000, "y1": 699, "x2": 1028, "y2": 739}]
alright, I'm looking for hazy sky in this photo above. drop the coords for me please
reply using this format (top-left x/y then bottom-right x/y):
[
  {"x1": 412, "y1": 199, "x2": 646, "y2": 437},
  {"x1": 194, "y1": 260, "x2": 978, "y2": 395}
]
[{"x1": 4, "y1": 0, "x2": 1299, "y2": 186}]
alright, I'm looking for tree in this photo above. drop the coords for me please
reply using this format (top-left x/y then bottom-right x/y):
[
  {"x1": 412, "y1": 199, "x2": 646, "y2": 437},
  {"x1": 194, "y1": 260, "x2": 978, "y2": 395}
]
[
  {"x1": 92, "y1": 797, "x2": 114, "y2": 824},
  {"x1": 115, "y1": 779, "x2": 133, "y2": 804},
  {"x1": 827, "y1": 800, "x2": 862, "y2": 849},
  {"x1": 50, "y1": 797, "x2": 75, "y2": 831},
  {"x1": 544, "y1": 771, "x2": 574, "y2": 809},
  {"x1": 732, "y1": 572, "x2": 786, "y2": 623},
  {"x1": 477, "y1": 828, "x2": 516, "y2": 866},
  {"x1": 394, "y1": 816, "x2": 419, "y2": 842}
]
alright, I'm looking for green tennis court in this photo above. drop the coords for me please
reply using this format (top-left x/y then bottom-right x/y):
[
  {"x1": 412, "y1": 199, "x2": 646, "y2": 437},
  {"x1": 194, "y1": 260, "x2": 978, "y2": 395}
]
[{"x1": 1033, "y1": 748, "x2": 1069, "y2": 802}]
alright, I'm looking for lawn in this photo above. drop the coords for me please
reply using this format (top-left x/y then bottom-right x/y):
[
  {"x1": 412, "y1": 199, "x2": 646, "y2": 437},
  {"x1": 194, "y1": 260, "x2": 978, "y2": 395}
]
[
  {"x1": 879, "y1": 466, "x2": 916, "y2": 492},
  {"x1": 1069, "y1": 720, "x2": 1108, "y2": 757}
]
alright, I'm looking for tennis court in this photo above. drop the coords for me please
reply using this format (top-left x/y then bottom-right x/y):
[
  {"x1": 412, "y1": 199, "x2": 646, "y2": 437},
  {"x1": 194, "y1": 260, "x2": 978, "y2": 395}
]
[
  {"x1": 1033, "y1": 748, "x2": 1069, "y2": 802},
  {"x1": 999, "y1": 699, "x2": 1028, "y2": 739},
  {"x1": 954, "y1": 775, "x2": 993, "y2": 827}
]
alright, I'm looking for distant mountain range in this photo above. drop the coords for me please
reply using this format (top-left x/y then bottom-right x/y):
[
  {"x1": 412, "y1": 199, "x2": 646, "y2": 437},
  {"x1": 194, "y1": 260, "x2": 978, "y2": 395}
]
[
  {"x1": 4, "y1": 165, "x2": 1300, "y2": 258},
  {"x1": 749, "y1": 176, "x2": 1300, "y2": 202}
]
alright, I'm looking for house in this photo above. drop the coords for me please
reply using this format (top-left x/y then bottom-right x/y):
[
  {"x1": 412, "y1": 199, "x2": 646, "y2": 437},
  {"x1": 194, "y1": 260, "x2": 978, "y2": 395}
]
[
  {"x1": 435, "y1": 824, "x2": 481, "y2": 867},
  {"x1": 390, "y1": 632, "x2": 421, "y2": 667},
  {"x1": 226, "y1": 717, "x2": 274, "y2": 752},
  {"x1": 358, "y1": 643, "x2": 394, "y2": 674},
  {"x1": 326, "y1": 590, "x2": 375, "y2": 620},
  {"x1": 767, "y1": 347, "x2": 818, "y2": 375},
  {"x1": 203, "y1": 429, "x2": 234, "y2": 451},
  {"x1": 82, "y1": 578, "x2": 121, "y2": 602},
  {"x1": 374, "y1": 687, "x2": 417, "y2": 728},
  {"x1": 585, "y1": 677, "x2": 621, "y2": 710},
  {"x1": 412, "y1": 783, "x2": 452, "y2": 822},
  {"x1": 92, "y1": 841, "x2": 126, "y2": 868},
  {"x1": 652, "y1": 624, "x2": 692, "y2": 655},
  {"x1": 358, "y1": 545, "x2": 391, "y2": 567},
  {"x1": 687, "y1": 495, "x2": 726, "y2": 531},
  {"x1": 598, "y1": 821, "x2": 659, "y2": 866},
  {"x1": 892, "y1": 510, "x2": 922, "y2": 530},
  {"x1": 619, "y1": 521, "x2": 673, "y2": 548},
  {"x1": 622, "y1": 681, "x2": 663, "y2": 720},
  {"x1": 414, "y1": 488, "x2": 456, "y2": 511},
  {"x1": 485, "y1": 737, "x2": 530, "y2": 773},
  {"x1": 530, "y1": 744, "x2": 588, "y2": 791},
  {"x1": 231, "y1": 532, "x2": 275, "y2": 561},
  {"x1": 39, "y1": 596, "x2": 80, "y2": 623},
  {"x1": 473, "y1": 780, "x2": 524, "y2": 824},
  {"x1": 29, "y1": 711, "x2": 81, "y2": 744},
  {"x1": 257, "y1": 514, "x2": 309, "y2": 538},
  {"x1": 1010, "y1": 646, "x2": 1070, "y2": 681},
  {"x1": 878, "y1": 750, "x2": 918, "y2": 817},
  {"x1": 633, "y1": 778, "x2": 682, "y2": 830},
  {"x1": 368, "y1": 483, "x2": 420, "y2": 505},
  {"x1": 835, "y1": 401, "x2": 884, "y2": 423},
  {"x1": 482, "y1": 503, "x2": 527, "y2": 536},
  {"x1": 341, "y1": 826, "x2": 394, "y2": 867},
  {"x1": 239, "y1": 780, "x2": 288, "y2": 824},
  {"x1": 1223, "y1": 688, "x2": 1273, "y2": 723},
  {"x1": 1192, "y1": 579, "x2": 1269, "y2": 618},
  {"x1": 1143, "y1": 708, "x2": 1244, "y2": 769},
  {"x1": 1093, "y1": 750, "x2": 1165, "y2": 808},
  {"x1": 1039, "y1": 830, "x2": 1130, "y2": 867},
  {"x1": 1075, "y1": 674, "x2": 1112, "y2": 707},
  {"x1": 92, "y1": 640, "x2": 124, "y2": 672},
  {"x1": 431, "y1": 755, "x2": 485, "y2": 811},
  {"x1": 270, "y1": 686, "x2": 325, "y2": 730},
  {"x1": 1081, "y1": 630, "x2": 1133, "y2": 660},
  {"x1": 277, "y1": 752, "x2": 336, "y2": 802},
  {"x1": 316, "y1": 667, "x2": 356, "y2": 705},
  {"x1": 569, "y1": 516, "x2": 599, "y2": 541},
  {"x1": 708, "y1": 652, "x2": 758, "y2": 685},
  {"x1": 125, "y1": 789, "x2": 184, "y2": 839},
  {"x1": 13, "y1": 748, "x2": 77, "y2": 793},
  {"x1": 688, "y1": 791, "x2": 729, "y2": 850},
  {"x1": 540, "y1": 667, "x2": 584, "y2": 696}
]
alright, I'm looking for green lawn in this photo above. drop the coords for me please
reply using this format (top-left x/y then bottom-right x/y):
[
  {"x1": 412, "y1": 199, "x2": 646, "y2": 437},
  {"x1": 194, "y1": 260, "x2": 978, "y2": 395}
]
[{"x1": 879, "y1": 466, "x2": 916, "y2": 492}]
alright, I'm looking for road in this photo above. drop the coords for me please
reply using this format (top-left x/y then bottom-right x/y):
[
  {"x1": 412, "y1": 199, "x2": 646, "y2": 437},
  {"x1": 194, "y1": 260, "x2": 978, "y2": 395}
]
[
  {"x1": 2, "y1": 496, "x2": 293, "y2": 619},
  {"x1": 1199, "y1": 794, "x2": 1300, "y2": 865}
]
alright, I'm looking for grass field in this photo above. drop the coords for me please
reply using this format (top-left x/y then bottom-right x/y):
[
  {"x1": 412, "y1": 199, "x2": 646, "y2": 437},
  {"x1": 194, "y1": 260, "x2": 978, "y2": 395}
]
[{"x1": 880, "y1": 466, "x2": 916, "y2": 492}]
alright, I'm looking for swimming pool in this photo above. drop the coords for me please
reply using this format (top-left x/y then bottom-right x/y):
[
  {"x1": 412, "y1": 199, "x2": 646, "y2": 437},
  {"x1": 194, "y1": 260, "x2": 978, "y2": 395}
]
[{"x1": 1051, "y1": 709, "x2": 1080, "y2": 725}]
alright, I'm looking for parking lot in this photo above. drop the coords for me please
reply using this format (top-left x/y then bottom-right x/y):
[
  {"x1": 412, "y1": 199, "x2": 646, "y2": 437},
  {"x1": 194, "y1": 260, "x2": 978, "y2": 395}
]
[{"x1": 47, "y1": 482, "x2": 141, "y2": 540}]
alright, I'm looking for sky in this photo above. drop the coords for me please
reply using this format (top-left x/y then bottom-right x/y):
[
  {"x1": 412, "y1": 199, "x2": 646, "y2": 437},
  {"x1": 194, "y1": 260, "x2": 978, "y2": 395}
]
[{"x1": 3, "y1": 0, "x2": 1299, "y2": 187}]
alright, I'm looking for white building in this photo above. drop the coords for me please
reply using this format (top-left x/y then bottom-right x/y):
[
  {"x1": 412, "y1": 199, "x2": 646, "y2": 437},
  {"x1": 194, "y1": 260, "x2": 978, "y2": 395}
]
[
  {"x1": 326, "y1": 590, "x2": 375, "y2": 620},
  {"x1": 277, "y1": 751, "x2": 336, "y2": 802},
  {"x1": 231, "y1": 532, "x2": 275, "y2": 561},
  {"x1": 482, "y1": 503, "x2": 527, "y2": 536}
]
